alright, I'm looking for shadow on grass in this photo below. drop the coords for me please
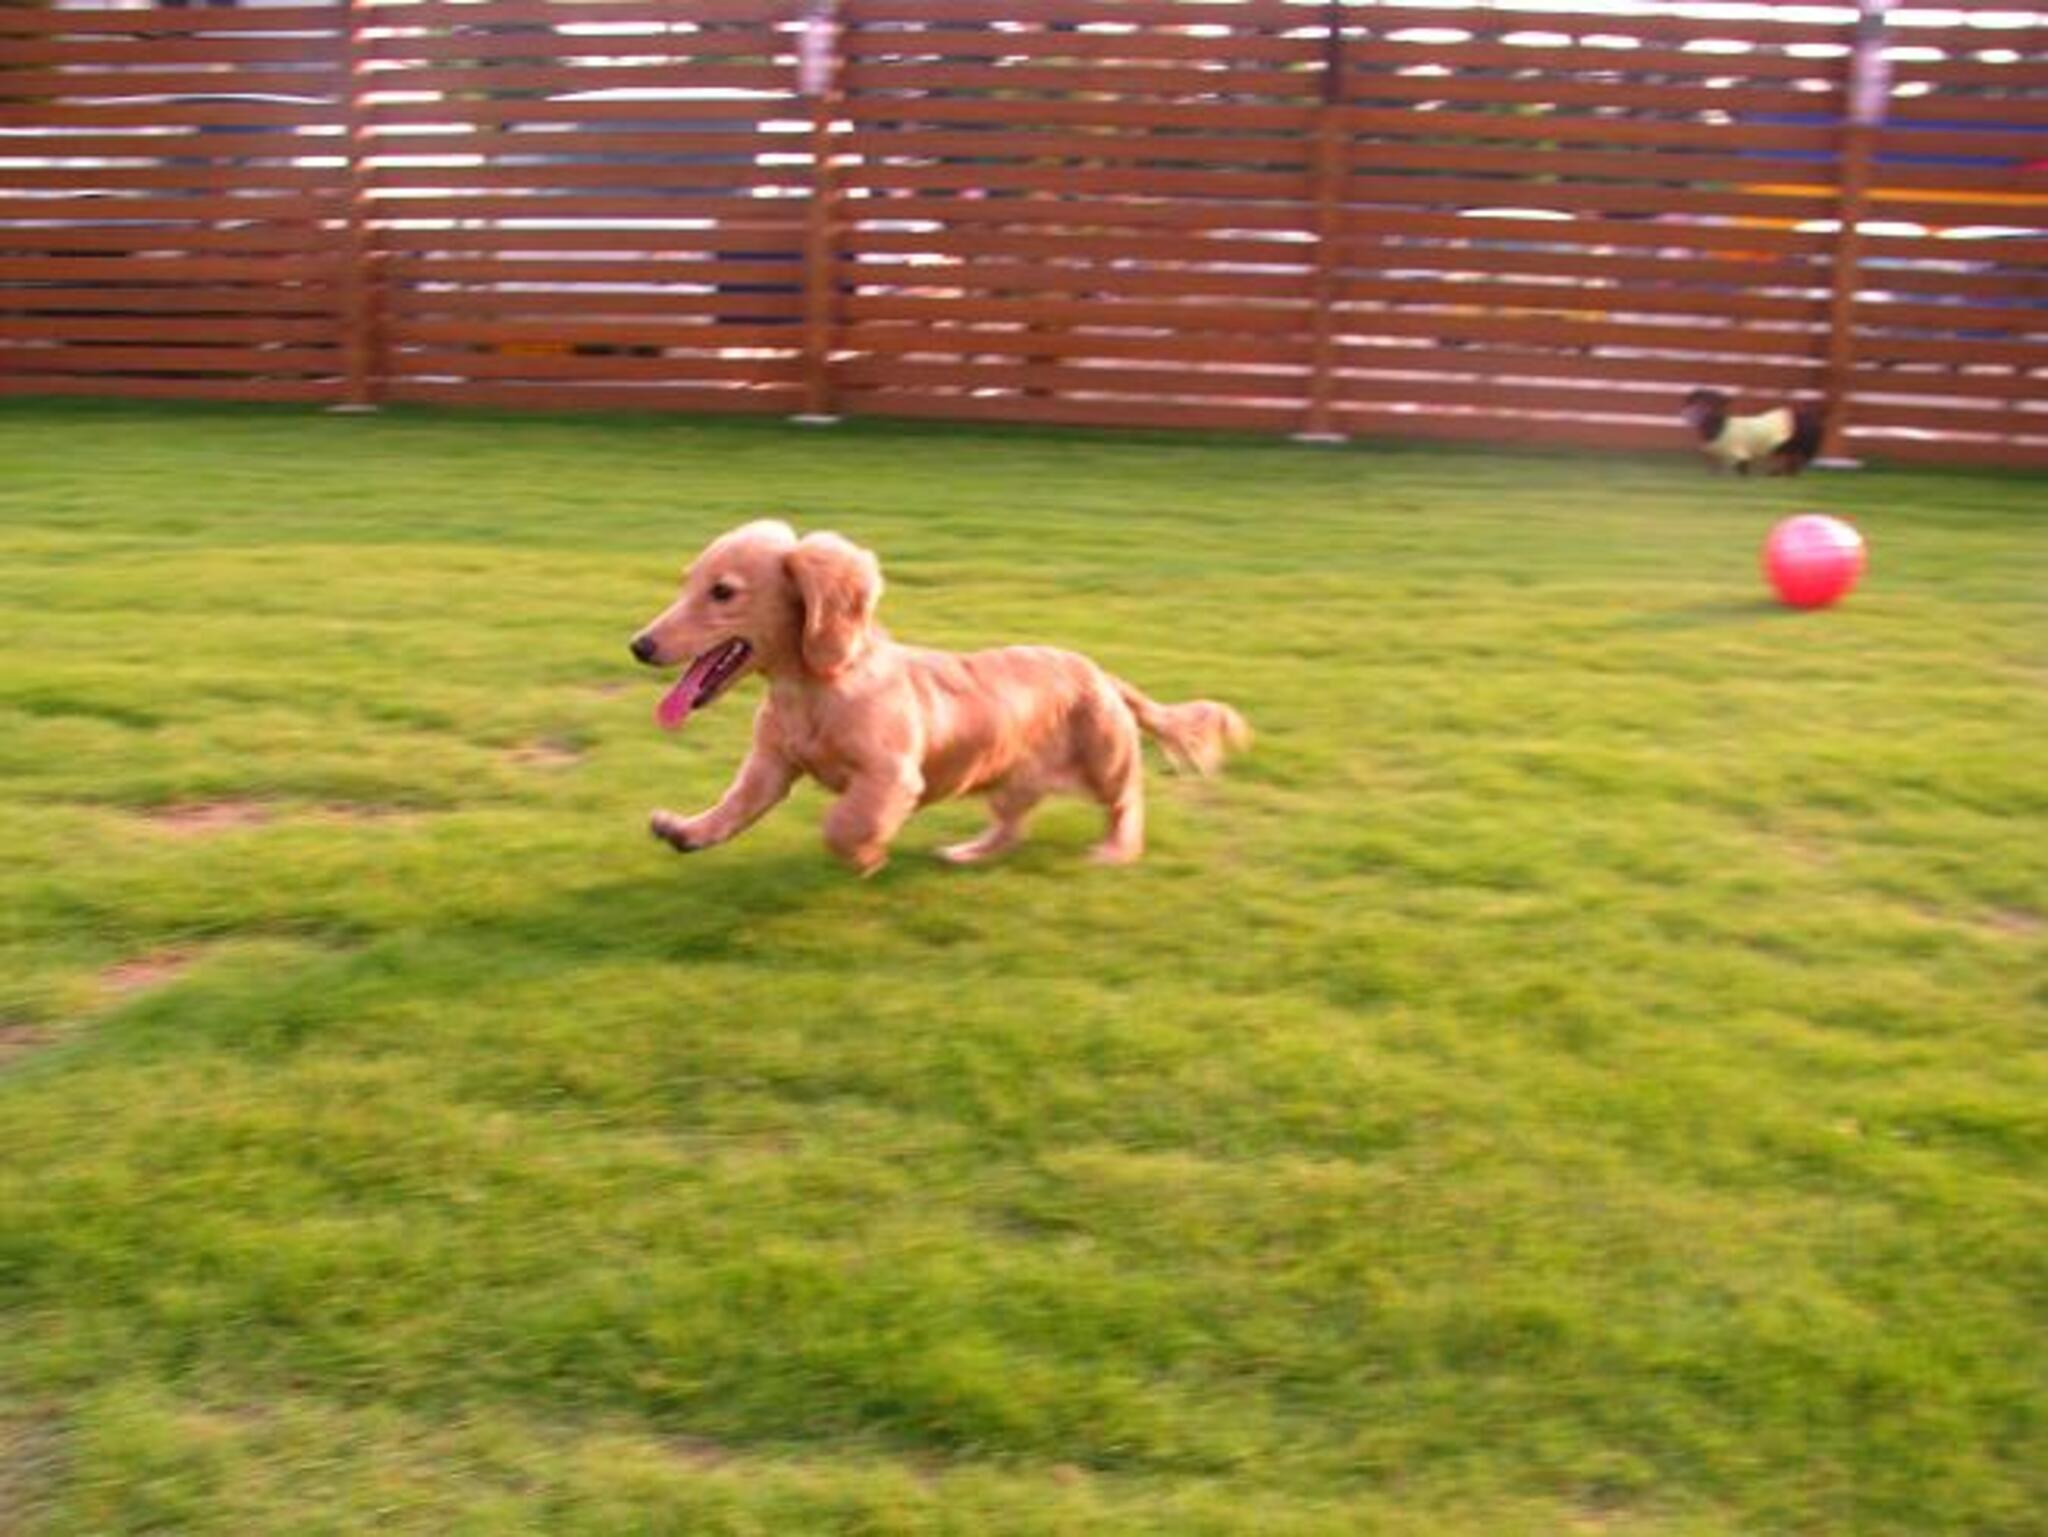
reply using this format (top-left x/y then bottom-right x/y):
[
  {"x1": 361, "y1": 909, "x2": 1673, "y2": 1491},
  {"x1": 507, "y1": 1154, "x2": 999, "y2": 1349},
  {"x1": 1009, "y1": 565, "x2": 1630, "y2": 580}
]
[
  {"x1": 1619, "y1": 597, "x2": 1798, "y2": 631},
  {"x1": 456, "y1": 843, "x2": 957, "y2": 969}
]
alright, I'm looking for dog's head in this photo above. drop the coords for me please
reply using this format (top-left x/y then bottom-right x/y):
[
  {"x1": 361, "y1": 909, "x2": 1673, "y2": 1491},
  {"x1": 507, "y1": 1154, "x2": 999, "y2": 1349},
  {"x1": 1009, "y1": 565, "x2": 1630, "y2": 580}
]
[
  {"x1": 1680, "y1": 388, "x2": 1731, "y2": 441},
  {"x1": 630, "y1": 521, "x2": 884, "y2": 730}
]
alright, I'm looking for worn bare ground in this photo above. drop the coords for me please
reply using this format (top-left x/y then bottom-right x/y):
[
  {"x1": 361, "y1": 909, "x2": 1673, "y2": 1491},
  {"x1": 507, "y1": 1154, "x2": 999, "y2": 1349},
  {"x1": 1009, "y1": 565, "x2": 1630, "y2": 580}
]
[
  {"x1": 143, "y1": 800, "x2": 273, "y2": 836},
  {"x1": 99, "y1": 951, "x2": 195, "y2": 996},
  {"x1": 508, "y1": 738, "x2": 584, "y2": 769},
  {"x1": 0, "y1": 1021, "x2": 53, "y2": 1067}
]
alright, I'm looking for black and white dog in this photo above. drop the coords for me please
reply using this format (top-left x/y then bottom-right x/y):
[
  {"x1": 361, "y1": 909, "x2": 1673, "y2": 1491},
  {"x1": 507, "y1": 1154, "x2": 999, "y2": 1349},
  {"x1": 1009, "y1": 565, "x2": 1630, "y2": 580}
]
[{"x1": 1681, "y1": 389, "x2": 1824, "y2": 476}]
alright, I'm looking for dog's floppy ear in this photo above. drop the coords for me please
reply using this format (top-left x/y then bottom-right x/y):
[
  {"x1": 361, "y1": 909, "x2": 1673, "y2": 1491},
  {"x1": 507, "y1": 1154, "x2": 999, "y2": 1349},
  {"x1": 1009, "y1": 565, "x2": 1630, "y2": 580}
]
[{"x1": 786, "y1": 531, "x2": 882, "y2": 678}]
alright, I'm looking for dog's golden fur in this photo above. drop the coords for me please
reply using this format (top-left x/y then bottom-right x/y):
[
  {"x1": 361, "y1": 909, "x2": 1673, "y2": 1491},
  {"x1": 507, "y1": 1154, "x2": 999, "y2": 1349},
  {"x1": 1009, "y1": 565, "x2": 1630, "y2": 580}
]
[{"x1": 632, "y1": 520, "x2": 1249, "y2": 874}]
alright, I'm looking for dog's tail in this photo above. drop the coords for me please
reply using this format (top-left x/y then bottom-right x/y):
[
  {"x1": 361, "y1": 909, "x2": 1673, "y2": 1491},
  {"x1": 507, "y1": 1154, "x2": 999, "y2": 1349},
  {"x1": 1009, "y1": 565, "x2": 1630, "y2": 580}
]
[{"x1": 1115, "y1": 679, "x2": 1252, "y2": 777}]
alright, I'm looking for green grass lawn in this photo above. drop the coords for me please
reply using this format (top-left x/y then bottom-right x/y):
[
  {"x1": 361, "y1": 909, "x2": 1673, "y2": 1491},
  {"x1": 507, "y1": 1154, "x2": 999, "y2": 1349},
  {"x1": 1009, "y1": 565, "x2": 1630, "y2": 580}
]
[{"x1": 2, "y1": 400, "x2": 2043, "y2": 1535}]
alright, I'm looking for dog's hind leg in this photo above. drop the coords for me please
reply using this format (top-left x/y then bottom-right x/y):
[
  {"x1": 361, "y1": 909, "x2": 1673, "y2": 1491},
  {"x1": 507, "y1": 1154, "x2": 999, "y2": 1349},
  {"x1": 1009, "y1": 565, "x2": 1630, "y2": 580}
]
[
  {"x1": 939, "y1": 781, "x2": 1042, "y2": 865},
  {"x1": 1081, "y1": 691, "x2": 1146, "y2": 865}
]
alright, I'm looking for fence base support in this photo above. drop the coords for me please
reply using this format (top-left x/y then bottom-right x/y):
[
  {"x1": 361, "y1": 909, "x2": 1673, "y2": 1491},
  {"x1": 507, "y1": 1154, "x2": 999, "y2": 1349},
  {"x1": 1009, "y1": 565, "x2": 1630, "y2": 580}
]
[
  {"x1": 1815, "y1": 456, "x2": 1865, "y2": 471},
  {"x1": 326, "y1": 403, "x2": 380, "y2": 415},
  {"x1": 791, "y1": 413, "x2": 842, "y2": 426},
  {"x1": 1290, "y1": 431, "x2": 1347, "y2": 445}
]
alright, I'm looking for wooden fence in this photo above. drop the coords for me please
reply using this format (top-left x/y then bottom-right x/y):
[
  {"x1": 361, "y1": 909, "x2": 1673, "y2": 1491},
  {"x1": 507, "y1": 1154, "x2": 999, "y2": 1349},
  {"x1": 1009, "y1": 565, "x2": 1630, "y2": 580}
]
[{"x1": 3, "y1": 0, "x2": 2043, "y2": 467}]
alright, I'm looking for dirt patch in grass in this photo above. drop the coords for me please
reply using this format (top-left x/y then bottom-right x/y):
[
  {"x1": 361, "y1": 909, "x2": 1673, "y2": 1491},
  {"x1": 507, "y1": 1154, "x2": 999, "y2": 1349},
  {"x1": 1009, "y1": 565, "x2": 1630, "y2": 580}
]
[
  {"x1": 0, "y1": 1408, "x2": 66, "y2": 1532},
  {"x1": 665, "y1": 1435, "x2": 734, "y2": 1471},
  {"x1": 585, "y1": 680, "x2": 632, "y2": 697},
  {"x1": 312, "y1": 803, "x2": 428, "y2": 825},
  {"x1": 508, "y1": 738, "x2": 584, "y2": 769},
  {"x1": 1987, "y1": 907, "x2": 2043, "y2": 940},
  {"x1": 144, "y1": 800, "x2": 273, "y2": 836},
  {"x1": 0, "y1": 1021, "x2": 54, "y2": 1067},
  {"x1": 100, "y1": 951, "x2": 195, "y2": 996}
]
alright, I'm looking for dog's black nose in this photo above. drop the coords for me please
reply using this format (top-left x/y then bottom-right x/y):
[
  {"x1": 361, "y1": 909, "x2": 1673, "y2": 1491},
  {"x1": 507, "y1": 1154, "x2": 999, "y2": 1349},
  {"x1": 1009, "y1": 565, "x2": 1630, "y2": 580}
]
[{"x1": 630, "y1": 635, "x2": 659, "y2": 664}]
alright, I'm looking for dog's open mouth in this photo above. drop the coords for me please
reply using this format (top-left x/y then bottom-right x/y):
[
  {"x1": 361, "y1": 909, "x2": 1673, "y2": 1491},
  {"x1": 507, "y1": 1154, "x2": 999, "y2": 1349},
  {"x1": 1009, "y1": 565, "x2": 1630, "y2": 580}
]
[{"x1": 655, "y1": 638, "x2": 752, "y2": 731}]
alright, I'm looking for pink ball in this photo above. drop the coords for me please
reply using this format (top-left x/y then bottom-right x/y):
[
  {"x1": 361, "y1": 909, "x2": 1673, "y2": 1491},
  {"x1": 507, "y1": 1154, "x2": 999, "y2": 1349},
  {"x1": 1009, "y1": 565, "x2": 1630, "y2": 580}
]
[{"x1": 1764, "y1": 515, "x2": 1866, "y2": 609}]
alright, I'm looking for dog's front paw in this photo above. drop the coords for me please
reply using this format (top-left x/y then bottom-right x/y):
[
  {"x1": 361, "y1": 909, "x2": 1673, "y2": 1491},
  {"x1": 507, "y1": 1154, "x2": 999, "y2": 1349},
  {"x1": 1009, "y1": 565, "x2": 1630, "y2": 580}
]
[{"x1": 649, "y1": 810, "x2": 703, "y2": 853}]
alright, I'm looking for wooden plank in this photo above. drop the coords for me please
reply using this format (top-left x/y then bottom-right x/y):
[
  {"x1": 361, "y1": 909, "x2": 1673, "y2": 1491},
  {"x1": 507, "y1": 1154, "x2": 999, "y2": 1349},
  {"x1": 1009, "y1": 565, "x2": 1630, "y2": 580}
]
[
  {"x1": 389, "y1": 318, "x2": 809, "y2": 350},
  {"x1": 362, "y1": 98, "x2": 797, "y2": 129},
  {"x1": 361, "y1": 33, "x2": 798, "y2": 65},
  {"x1": 380, "y1": 349, "x2": 801, "y2": 382},
  {"x1": 1341, "y1": 76, "x2": 1835, "y2": 118},
  {"x1": 848, "y1": 0, "x2": 1315, "y2": 28},
  {"x1": 1335, "y1": 242, "x2": 1833, "y2": 294},
  {"x1": 380, "y1": 255, "x2": 804, "y2": 286},
  {"x1": 360, "y1": 194, "x2": 809, "y2": 223},
  {"x1": 1337, "y1": 106, "x2": 1840, "y2": 155},
  {"x1": 0, "y1": 68, "x2": 343, "y2": 98},
  {"x1": 1852, "y1": 366, "x2": 2048, "y2": 402},
  {"x1": 841, "y1": 30, "x2": 1322, "y2": 64},
  {"x1": 0, "y1": 194, "x2": 339, "y2": 222},
  {"x1": 1346, "y1": 38, "x2": 1852, "y2": 83},
  {"x1": 840, "y1": 60, "x2": 1317, "y2": 99},
  {"x1": 0, "y1": 255, "x2": 338, "y2": 282},
  {"x1": 841, "y1": 128, "x2": 1314, "y2": 169},
  {"x1": 842, "y1": 323, "x2": 1306, "y2": 367},
  {"x1": 386, "y1": 287, "x2": 804, "y2": 319},
  {"x1": 375, "y1": 226, "x2": 805, "y2": 255},
  {"x1": 1335, "y1": 209, "x2": 1834, "y2": 258},
  {"x1": 0, "y1": 315, "x2": 336, "y2": 343},
  {"x1": 3, "y1": 35, "x2": 343, "y2": 66},
  {"x1": 838, "y1": 196, "x2": 1314, "y2": 232},
  {"x1": 840, "y1": 98, "x2": 1313, "y2": 134},
  {"x1": 1845, "y1": 434, "x2": 2048, "y2": 471},
  {"x1": 839, "y1": 356, "x2": 1308, "y2": 398},
  {"x1": 1327, "y1": 310, "x2": 1829, "y2": 359},
  {"x1": 345, "y1": 63, "x2": 793, "y2": 96},
  {"x1": 0, "y1": 133, "x2": 334, "y2": 162},
  {"x1": 382, "y1": 379, "x2": 802, "y2": 413},
  {"x1": 1354, "y1": 4, "x2": 1851, "y2": 48},
  {"x1": 0, "y1": 375, "x2": 341, "y2": 402},
  {"x1": 1344, "y1": 140, "x2": 1846, "y2": 190},
  {"x1": 0, "y1": 286, "x2": 340, "y2": 315},
  {"x1": 365, "y1": 127, "x2": 810, "y2": 159},
  {"x1": 0, "y1": 227, "x2": 336, "y2": 254},
  {"x1": 1328, "y1": 407, "x2": 1687, "y2": 455},
  {"x1": 844, "y1": 226, "x2": 1317, "y2": 267},
  {"x1": 1891, "y1": 96, "x2": 2048, "y2": 127},
  {"x1": 1340, "y1": 173, "x2": 1837, "y2": 224},
  {"x1": 854, "y1": 162, "x2": 1312, "y2": 201},
  {"x1": 0, "y1": 101, "x2": 346, "y2": 129},
  {"x1": 1851, "y1": 397, "x2": 2046, "y2": 434},
  {"x1": 3, "y1": 167, "x2": 344, "y2": 193},
  {"x1": 365, "y1": 164, "x2": 781, "y2": 193},
  {"x1": 1331, "y1": 373, "x2": 1721, "y2": 419},
  {"x1": 838, "y1": 387, "x2": 1300, "y2": 434},
  {"x1": 356, "y1": 0, "x2": 796, "y2": 31},
  {"x1": 6, "y1": 344, "x2": 339, "y2": 373},
  {"x1": 1333, "y1": 275, "x2": 1832, "y2": 326},
  {"x1": 1332, "y1": 344, "x2": 1824, "y2": 395},
  {"x1": 848, "y1": 258, "x2": 1314, "y2": 302},
  {"x1": 0, "y1": 6, "x2": 344, "y2": 35},
  {"x1": 842, "y1": 292, "x2": 1311, "y2": 334}
]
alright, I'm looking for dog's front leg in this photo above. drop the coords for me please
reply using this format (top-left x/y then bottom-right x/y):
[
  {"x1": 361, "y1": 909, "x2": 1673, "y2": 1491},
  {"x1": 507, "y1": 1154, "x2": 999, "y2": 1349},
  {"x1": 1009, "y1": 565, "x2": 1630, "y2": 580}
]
[
  {"x1": 652, "y1": 746, "x2": 795, "y2": 854},
  {"x1": 822, "y1": 767, "x2": 923, "y2": 877}
]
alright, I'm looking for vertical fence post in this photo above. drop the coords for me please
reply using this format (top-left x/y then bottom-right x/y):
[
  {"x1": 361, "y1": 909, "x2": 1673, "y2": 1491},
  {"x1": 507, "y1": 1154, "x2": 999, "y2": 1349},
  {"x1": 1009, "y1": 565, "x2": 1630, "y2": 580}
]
[
  {"x1": 795, "y1": 0, "x2": 844, "y2": 423},
  {"x1": 334, "y1": 0, "x2": 379, "y2": 411},
  {"x1": 1296, "y1": 2, "x2": 1347, "y2": 443},
  {"x1": 1820, "y1": 0, "x2": 1890, "y2": 462}
]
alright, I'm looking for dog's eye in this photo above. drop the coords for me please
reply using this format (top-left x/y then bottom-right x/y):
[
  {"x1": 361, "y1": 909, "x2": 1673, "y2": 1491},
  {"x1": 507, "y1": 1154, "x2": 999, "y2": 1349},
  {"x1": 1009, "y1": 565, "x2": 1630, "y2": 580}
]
[{"x1": 708, "y1": 581, "x2": 736, "y2": 603}]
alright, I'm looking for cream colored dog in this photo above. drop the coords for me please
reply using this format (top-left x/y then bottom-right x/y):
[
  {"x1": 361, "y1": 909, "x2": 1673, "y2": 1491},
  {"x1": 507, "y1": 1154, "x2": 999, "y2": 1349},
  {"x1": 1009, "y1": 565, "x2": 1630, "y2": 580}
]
[{"x1": 630, "y1": 521, "x2": 1249, "y2": 874}]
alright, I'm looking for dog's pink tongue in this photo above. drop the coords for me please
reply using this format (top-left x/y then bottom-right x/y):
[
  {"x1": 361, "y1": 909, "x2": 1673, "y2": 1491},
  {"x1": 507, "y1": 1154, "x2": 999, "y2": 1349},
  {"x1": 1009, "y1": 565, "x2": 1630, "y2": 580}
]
[
  {"x1": 655, "y1": 648, "x2": 723, "y2": 731},
  {"x1": 655, "y1": 676, "x2": 696, "y2": 731}
]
